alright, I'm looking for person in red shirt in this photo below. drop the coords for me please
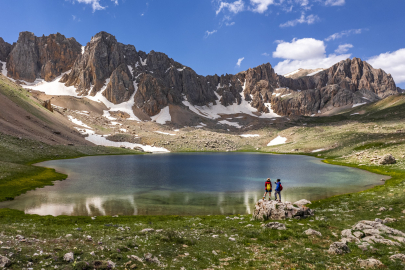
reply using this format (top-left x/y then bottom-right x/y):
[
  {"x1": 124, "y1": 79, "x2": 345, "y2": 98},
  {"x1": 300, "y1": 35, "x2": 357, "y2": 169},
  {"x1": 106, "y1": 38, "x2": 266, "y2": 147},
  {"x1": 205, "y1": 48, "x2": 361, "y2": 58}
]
[{"x1": 262, "y1": 178, "x2": 272, "y2": 201}]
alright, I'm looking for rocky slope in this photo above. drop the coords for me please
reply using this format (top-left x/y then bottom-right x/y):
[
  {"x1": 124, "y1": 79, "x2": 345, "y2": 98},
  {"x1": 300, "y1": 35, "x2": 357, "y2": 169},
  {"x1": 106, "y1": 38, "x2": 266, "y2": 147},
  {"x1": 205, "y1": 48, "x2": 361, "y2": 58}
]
[
  {"x1": 6, "y1": 32, "x2": 81, "y2": 82},
  {"x1": 2, "y1": 31, "x2": 400, "y2": 119}
]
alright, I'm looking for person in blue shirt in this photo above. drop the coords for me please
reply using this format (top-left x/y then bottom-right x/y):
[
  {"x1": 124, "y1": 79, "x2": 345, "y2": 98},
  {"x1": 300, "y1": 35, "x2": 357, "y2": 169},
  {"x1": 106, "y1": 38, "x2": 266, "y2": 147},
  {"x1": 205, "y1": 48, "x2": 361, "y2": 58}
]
[{"x1": 274, "y1": 179, "x2": 282, "y2": 202}]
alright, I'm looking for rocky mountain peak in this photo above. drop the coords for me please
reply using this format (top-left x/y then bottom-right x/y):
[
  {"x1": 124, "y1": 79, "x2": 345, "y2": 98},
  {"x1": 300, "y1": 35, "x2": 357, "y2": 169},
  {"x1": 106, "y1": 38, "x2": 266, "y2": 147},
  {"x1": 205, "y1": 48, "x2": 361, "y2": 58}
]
[
  {"x1": 61, "y1": 31, "x2": 130, "y2": 97},
  {"x1": 0, "y1": 37, "x2": 12, "y2": 62},
  {"x1": 6, "y1": 32, "x2": 81, "y2": 82}
]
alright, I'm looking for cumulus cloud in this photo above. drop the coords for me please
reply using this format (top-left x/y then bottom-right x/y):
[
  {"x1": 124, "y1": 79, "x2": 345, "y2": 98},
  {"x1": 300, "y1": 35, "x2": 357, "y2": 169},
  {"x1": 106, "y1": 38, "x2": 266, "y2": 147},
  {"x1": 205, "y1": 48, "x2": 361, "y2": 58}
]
[
  {"x1": 274, "y1": 54, "x2": 350, "y2": 75},
  {"x1": 325, "y1": 29, "x2": 362, "y2": 41},
  {"x1": 325, "y1": 0, "x2": 345, "y2": 6},
  {"x1": 111, "y1": 0, "x2": 118, "y2": 5},
  {"x1": 279, "y1": 12, "x2": 319, "y2": 27},
  {"x1": 74, "y1": 0, "x2": 106, "y2": 12},
  {"x1": 249, "y1": 0, "x2": 276, "y2": 13},
  {"x1": 236, "y1": 57, "x2": 245, "y2": 67},
  {"x1": 368, "y1": 48, "x2": 405, "y2": 84},
  {"x1": 216, "y1": 0, "x2": 245, "y2": 15},
  {"x1": 273, "y1": 38, "x2": 325, "y2": 60},
  {"x1": 272, "y1": 38, "x2": 350, "y2": 75},
  {"x1": 335, "y1": 44, "x2": 353, "y2": 54},
  {"x1": 205, "y1": 30, "x2": 218, "y2": 38}
]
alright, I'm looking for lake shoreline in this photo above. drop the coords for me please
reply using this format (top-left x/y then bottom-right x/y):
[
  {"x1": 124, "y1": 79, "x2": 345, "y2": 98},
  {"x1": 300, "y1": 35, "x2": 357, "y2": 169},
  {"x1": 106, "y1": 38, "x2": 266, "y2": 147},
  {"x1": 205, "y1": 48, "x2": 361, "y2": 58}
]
[{"x1": 0, "y1": 149, "x2": 392, "y2": 215}]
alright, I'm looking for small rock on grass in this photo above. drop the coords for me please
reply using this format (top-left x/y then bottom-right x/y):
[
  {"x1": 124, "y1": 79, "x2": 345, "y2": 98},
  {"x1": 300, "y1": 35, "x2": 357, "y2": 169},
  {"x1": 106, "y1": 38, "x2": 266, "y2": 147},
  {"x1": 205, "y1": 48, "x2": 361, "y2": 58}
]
[
  {"x1": 328, "y1": 242, "x2": 350, "y2": 255},
  {"x1": 357, "y1": 258, "x2": 384, "y2": 268},
  {"x1": 141, "y1": 228, "x2": 155, "y2": 233},
  {"x1": 390, "y1": 254, "x2": 405, "y2": 262},
  {"x1": 63, "y1": 252, "x2": 74, "y2": 262},
  {"x1": 229, "y1": 237, "x2": 236, "y2": 241},
  {"x1": 378, "y1": 207, "x2": 387, "y2": 212},
  {"x1": 0, "y1": 255, "x2": 10, "y2": 268},
  {"x1": 144, "y1": 253, "x2": 162, "y2": 266},
  {"x1": 264, "y1": 222, "x2": 286, "y2": 230},
  {"x1": 304, "y1": 229, "x2": 322, "y2": 237}
]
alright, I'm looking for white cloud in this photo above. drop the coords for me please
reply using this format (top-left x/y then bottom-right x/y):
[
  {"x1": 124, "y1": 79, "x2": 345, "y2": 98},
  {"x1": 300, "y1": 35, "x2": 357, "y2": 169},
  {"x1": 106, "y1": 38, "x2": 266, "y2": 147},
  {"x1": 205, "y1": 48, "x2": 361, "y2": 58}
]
[
  {"x1": 72, "y1": 15, "x2": 76, "y2": 20},
  {"x1": 272, "y1": 37, "x2": 350, "y2": 75},
  {"x1": 279, "y1": 12, "x2": 319, "y2": 27},
  {"x1": 205, "y1": 30, "x2": 218, "y2": 38},
  {"x1": 74, "y1": 0, "x2": 106, "y2": 12},
  {"x1": 325, "y1": 29, "x2": 362, "y2": 41},
  {"x1": 335, "y1": 44, "x2": 353, "y2": 54},
  {"x1": 111, "y1": 0, "x2": 118, "y2": 5},
  {"x1": 249, "y1": 0, "x2": 276, "y2": 13},
  {"x1": 325, "y1": 0, "x2": 345, "y2": 6},
  {"x1": 216, "y1": 0, "x2": 245, "y2": 15},
  {"x1": 226, "y1": 21, "x2": 236, "y2": 26},
  {"x1": 262, "y1": 52, "x2": 270, "y2": 56},
  {"x1": 368, "y1": 48, "x2": 405, "y2": 84},
  {"x1": 274, "y1": 53, "x2": 350, "y2": 75},
  {"x1": 236, "y1": 57, "x2": 245, "y2": 67},
  {"x1": 273, "y1": 38, "x2": 325, "y2": 60}
]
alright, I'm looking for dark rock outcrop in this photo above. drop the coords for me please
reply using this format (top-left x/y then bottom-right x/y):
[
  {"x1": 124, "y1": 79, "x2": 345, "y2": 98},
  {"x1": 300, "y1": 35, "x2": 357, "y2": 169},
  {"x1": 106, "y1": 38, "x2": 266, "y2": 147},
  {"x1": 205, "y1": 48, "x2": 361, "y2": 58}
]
[
  {"x1": 61, "y1": 31, "x2": 132, "y2": 96},
  {"x1": 6, "y1": 32, "x2": 81, "y2": 82},
  {"x1": 42, "y1": 99, "x2": 53, "y2": 112},
  {"x1": 0, "y1": 37, "x2": 12, "y2": 62}
]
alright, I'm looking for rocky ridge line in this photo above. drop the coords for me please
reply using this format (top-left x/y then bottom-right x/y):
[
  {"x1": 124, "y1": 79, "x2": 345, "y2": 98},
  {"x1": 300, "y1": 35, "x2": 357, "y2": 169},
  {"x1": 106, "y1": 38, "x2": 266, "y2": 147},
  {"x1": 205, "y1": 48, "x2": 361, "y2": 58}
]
[{"x1": 2, "y1": 31, "x2": 401, "y2": 119}]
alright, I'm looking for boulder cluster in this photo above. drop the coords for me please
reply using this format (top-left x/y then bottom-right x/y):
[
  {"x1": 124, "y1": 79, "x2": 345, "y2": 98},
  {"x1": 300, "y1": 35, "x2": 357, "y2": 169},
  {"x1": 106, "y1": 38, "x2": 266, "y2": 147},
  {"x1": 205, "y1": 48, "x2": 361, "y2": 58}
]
[
  {"x1": 327, "y1": 218, "x2": 405, "y2": 268},
  {"x1": 252, "y1": 199, "x2": 314, "y2": 221}
]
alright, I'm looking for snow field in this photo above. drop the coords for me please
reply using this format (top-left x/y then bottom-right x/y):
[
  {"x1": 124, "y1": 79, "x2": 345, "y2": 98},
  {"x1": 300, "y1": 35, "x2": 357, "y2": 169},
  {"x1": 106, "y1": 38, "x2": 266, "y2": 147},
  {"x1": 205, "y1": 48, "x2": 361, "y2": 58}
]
[
  {"x1": 267, "y1": 135, "x2": 287, "y2": 146},
  {"x1": 240, "y1": 134, "x2": 260, "y2": 138},
  {"x1": 151, "y1": 106, "x2": 171, "y2": 124}
]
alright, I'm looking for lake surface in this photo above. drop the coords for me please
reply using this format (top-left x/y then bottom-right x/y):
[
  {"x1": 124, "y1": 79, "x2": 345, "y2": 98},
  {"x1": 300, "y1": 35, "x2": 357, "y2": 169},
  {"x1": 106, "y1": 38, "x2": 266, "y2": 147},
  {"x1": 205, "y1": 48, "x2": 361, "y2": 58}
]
[{"x1": 0, "y1": 153, "x2": 386, "y2": 216}]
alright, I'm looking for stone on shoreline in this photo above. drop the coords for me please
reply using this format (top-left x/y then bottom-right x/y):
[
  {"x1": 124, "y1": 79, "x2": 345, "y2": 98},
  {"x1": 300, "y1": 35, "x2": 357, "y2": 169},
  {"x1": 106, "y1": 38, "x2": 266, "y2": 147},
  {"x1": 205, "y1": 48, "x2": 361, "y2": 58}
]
[
  {"x1": 379, "y1": 154, "x2": 396, "y2": 165},
  {"x1": 252, "y1": 199, "x2": 314, "y2": 221}
]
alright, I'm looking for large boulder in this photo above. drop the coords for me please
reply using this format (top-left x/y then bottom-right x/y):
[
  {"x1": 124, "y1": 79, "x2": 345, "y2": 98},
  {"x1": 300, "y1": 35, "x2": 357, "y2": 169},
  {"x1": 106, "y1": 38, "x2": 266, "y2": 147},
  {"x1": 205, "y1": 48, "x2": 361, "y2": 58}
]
[
  {"x1": 379, "y1": 154, "x2": 396, "y2": 165},
  {"x1": 252, "y1": 199, "x2": 314, "y2": 221}
]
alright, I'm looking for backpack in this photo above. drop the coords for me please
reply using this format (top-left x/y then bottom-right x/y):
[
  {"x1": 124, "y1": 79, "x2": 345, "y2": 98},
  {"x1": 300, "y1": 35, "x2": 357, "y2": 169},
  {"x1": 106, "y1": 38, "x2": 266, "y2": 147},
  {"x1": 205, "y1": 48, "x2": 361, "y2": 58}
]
[
  {"x1": 266, "y1": 183, "x2": 271, "y2": 190},
  {"x1": 279, "y1": 183, "x2": 283, "y2": 191}
]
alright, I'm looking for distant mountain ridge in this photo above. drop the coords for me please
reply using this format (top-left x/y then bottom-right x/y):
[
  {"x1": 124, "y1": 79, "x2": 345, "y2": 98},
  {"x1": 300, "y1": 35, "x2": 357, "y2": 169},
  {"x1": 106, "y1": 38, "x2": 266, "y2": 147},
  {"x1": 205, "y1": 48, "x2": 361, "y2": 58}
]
[{"x1": 0, "y1": 31, "x2": 400, "y2": 119}]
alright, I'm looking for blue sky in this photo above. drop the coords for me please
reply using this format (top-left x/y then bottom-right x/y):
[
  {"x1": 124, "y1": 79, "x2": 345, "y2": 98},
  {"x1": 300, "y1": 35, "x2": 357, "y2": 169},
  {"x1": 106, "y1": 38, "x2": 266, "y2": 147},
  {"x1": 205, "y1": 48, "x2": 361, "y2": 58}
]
[{"x1": 1, "y1": 0, "x2": 404, "y2": 87}]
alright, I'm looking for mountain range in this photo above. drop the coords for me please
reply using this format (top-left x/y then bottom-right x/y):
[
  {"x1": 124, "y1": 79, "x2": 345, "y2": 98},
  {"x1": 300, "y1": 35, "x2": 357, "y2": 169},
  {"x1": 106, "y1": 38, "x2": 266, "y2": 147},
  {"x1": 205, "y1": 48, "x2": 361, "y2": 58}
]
[{"x1": 0, "y1": 31, "x2": 401, "y2": 124}]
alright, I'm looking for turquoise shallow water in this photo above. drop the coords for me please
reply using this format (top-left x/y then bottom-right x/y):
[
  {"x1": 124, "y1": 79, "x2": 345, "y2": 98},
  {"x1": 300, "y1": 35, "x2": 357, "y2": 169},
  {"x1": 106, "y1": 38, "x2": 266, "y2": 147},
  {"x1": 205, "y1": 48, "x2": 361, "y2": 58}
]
[{"x1": 0, "y1": 153, "x2": 386, "y2": 216}]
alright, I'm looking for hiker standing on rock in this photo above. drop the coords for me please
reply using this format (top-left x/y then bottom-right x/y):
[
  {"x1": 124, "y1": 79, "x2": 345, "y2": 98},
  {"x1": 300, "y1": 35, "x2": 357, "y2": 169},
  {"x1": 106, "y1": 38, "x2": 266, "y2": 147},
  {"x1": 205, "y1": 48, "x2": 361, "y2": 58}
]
[
  {"x1": 274, "y1": 179, "x2": 283, "y2": 202},
  {"x1": 262, "y1": 178, "x2": 272, "y2": 201}
]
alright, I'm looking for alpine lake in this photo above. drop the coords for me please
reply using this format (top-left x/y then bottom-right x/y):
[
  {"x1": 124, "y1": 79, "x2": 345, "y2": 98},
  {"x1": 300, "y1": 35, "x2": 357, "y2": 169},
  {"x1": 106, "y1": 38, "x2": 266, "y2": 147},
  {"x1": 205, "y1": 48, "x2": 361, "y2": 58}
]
[{"x1": 0, "y1": 153, "x2": 388, "y2": 216}]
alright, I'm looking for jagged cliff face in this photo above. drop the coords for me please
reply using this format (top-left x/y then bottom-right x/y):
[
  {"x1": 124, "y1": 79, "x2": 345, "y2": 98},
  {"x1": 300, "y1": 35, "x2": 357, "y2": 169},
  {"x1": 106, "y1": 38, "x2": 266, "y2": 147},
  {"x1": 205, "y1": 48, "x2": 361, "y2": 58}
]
[
  {"x1": 6, "y1": 32, "x2": 81, "y2": 82},
  {"x1": 2, "y1": 31, "x2": 400, "y2": 118},
  {"x1": 0, "y1": 37, "x2": 12, "y2": 62}
]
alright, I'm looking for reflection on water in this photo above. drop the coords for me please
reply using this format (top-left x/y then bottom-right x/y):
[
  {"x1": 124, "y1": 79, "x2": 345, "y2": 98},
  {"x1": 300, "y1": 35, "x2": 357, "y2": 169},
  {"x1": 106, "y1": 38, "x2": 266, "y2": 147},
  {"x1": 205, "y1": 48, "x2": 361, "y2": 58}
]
[{"x1": 0, "y1": 153, "x2": 386, "y2": 216}]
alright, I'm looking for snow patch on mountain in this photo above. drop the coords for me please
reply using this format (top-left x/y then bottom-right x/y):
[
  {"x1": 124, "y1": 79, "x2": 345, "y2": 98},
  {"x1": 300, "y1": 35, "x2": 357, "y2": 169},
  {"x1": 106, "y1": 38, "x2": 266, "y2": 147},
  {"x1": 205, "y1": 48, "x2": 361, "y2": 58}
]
[
  {"x1": 267, "y1": 136, "x2": 287, "y2": 146},
  {"x1": 151, "y1": 106, "x2": 171, "y2": 124}
]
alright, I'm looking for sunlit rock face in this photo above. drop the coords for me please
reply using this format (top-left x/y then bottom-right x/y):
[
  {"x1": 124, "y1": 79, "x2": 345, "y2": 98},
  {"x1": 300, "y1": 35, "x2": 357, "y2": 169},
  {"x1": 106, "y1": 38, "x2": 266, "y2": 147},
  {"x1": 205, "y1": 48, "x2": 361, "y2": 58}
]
[{"x1": 6, "y1": 32, "x2": 81, "y2": 82}]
